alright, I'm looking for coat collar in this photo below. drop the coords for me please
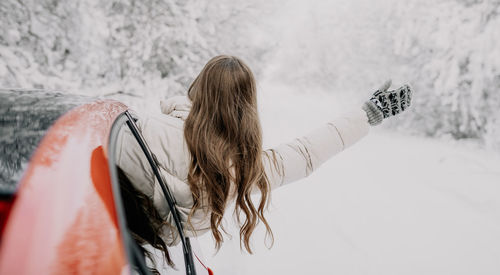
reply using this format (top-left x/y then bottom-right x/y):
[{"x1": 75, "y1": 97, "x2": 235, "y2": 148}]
[{"x1": 160, "y1": 96, "x2": 192, "y2": 121}]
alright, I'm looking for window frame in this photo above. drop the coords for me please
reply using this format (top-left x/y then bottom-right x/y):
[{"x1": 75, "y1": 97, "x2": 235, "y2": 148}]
[{"x1": 107, "y1": 111, "x2": 197, "y2": 275}]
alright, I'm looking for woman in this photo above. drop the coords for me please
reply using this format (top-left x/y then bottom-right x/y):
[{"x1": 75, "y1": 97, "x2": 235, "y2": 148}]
[{"x1": 116, "y1": 55, "x2": 412, "y2": 270}]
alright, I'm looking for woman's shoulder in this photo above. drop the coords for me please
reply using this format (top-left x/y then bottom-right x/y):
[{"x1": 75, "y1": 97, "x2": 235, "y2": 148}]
[
  {"x1": 136, "y1": 108, "x2": 191, "y2": 182},
  {"x1": 137, "y1": 94, "x2": 191, "y2": 132}
]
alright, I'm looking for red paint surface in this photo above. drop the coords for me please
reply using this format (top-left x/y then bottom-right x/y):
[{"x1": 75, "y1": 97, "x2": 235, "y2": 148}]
[
  {"x1": 0, "y1": 198, "x2": 14, "y2": 237},
  {"x1": 0, "y1": 100, "x2": 129, "y2": 275}
]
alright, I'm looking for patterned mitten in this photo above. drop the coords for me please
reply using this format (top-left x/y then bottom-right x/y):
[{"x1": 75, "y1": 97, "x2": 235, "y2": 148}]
[{"x1": 362, "y1": 80, "x2": 412, "y2": 126}]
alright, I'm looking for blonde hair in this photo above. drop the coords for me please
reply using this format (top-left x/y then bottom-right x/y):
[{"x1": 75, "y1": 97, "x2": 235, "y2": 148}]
[{"x1": 184, "y1": 55, "x2": 273, "y2": 253}]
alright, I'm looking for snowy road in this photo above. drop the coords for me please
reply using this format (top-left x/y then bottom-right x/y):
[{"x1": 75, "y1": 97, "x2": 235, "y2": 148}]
[{"x1": 195, "y1": 82, "x2": 500, "y2": 275}]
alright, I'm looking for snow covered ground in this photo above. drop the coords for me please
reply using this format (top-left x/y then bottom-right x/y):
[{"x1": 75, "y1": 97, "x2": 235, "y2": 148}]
[{"x1": 192, "y1": 81, "x2": 500, "y2": 275}]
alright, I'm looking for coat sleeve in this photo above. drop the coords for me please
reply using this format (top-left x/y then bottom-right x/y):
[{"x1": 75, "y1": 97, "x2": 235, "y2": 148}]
[{"x1": 262, "y1": 108, "x2": 370, "y2": 189}]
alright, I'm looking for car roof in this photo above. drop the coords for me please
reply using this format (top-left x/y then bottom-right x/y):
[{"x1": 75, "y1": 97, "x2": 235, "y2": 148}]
[{"x1": 0, "y1": 89, "x2": 94, "y2": 194}]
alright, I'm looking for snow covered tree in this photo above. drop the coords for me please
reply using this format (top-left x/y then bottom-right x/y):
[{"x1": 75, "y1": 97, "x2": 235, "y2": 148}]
[
  {"x1": 388, "y1": 0, "x2": 500, "y2": 149},
  {"x1": 0, "y1": 0, "x2": 273, "y2": 101}
]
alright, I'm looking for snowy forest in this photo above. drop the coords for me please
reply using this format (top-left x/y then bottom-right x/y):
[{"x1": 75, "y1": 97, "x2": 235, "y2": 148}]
[
  {"x1": 1, "y1": 0, "x2": 499, "y2": 150},
  {"x1": 2, "y1": 1, "x2": 500, "y2": 274}
]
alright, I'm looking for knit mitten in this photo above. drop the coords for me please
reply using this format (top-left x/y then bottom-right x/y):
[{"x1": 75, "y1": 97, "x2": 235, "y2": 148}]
[{"x1": 362, "y1": 80, "x2": 412, "y2": 126}]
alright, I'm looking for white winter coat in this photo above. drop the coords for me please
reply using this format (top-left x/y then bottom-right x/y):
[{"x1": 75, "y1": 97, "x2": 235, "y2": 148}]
[{"x1": 115, "y1": 96, "x2": 370, "y2": 246}]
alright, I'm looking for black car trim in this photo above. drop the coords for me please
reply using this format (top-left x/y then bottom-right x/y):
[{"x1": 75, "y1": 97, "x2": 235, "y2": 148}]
[
  {"x1": 108, "y1": 112, "x2": 152, "y2": 275},
  {"x1": 108, "y1": 111, "x2": 197, "y2": 275}
]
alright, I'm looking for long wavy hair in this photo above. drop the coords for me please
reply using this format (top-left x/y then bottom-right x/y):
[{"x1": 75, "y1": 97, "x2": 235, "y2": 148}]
[{"x1": 184, "y1": 55, "x2": 274, "y2": 253}]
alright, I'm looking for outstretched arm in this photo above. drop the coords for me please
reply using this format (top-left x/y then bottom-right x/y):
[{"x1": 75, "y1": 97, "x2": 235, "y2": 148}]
[
  {"x1": 262, "y1": 108, "x2": 369, "y2": 189},
  {"x1": 262, "y1": 81, "x2": 413, "y2": 189}
]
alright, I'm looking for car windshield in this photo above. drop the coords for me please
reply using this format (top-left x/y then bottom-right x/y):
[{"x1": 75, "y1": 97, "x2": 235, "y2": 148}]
[{"x1": 0, "y1": 89, "x2": 93, "y2": 194}]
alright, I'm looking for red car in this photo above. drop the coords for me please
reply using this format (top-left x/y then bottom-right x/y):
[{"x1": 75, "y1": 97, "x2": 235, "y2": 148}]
[{"x1": 0, "y1": 89, "x2": 212, "y2": 275}]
